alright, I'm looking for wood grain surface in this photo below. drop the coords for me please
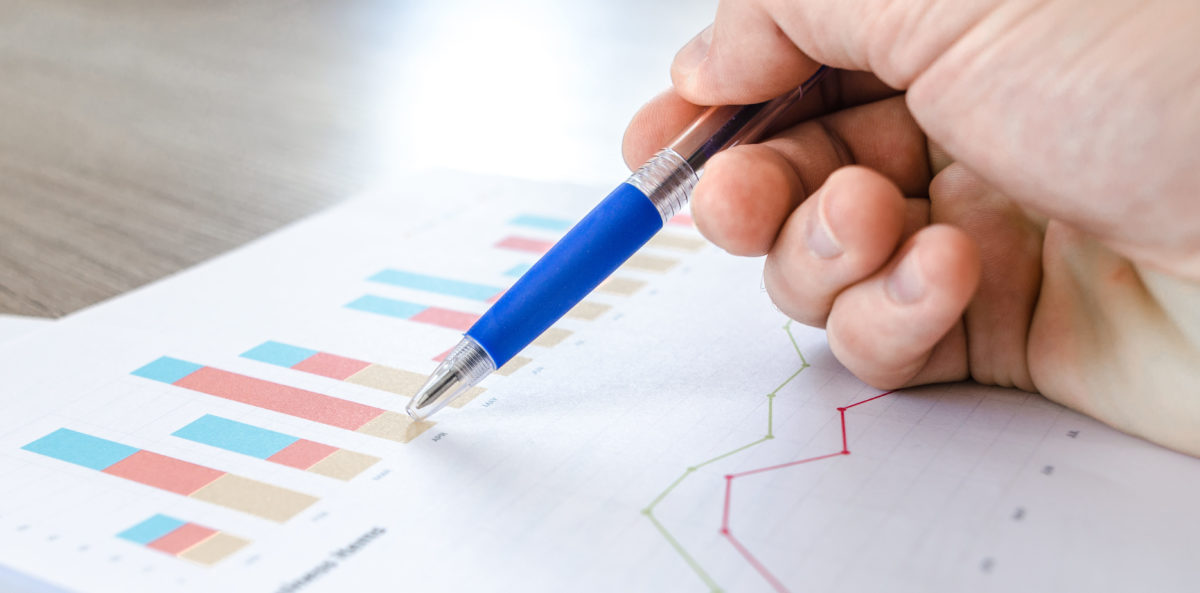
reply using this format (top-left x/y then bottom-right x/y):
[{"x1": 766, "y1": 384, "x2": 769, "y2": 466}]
[{"x1": 0, "y1": 0, "x2": 711, "y2": 317}]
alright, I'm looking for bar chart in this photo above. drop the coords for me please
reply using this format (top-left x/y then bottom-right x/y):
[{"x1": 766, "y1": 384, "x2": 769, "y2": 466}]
[
  {"x1": 118, "y1": 514, "x2": 249, "y2": 566},
  {"x1": 132, "y1": 357, "x2": 433, "y2": 443},
  {"x1": 173, "y1": 415, "x2": 380, "y2": 481},
  {"x1": 22, "y1": 429, "x2": 318, "y2": 522},
  {"x1": 241, "y1": 340, "x2": 486, "y2": 408}
]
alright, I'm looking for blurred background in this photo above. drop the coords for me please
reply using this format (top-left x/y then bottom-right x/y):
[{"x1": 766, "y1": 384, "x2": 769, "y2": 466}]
[{"x1": 0, "y1": 0, "x2": 716, "y2": 316}]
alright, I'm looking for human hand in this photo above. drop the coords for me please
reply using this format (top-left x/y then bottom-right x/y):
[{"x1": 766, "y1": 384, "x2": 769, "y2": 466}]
[{"x1": 623, "y1": 0, "x2": 1200, "y2": 455}]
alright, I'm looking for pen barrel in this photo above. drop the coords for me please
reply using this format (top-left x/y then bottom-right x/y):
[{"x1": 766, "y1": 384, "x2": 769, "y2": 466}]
[{"x1": 466, "y1": 181, "x2": 666, "y2": 366}]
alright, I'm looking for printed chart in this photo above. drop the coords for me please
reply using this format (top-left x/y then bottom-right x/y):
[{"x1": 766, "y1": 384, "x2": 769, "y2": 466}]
[{"x1": 0, "y1": 177, "x2": 1197, "y2": 593}]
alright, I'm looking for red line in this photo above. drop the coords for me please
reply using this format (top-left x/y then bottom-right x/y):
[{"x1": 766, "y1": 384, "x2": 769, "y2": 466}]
[
  {"x1": 728, "y1": 452, "x2": 845, "y2": 479},
  {"x1": 721, "y1": 389, "x2": 895, "y2": 592},
  {"x1": 723, "y1": 531, "x2": 789, "y2": 593},
  {"x1": 721, "y1": 476, "x2": 733, "y2": 532},
  {"x1": 839, "y1": 408, "x2": 848, "y2": 453},
  {"x1": 843, "y1": 390, "x2": 896, "y2": 410}
]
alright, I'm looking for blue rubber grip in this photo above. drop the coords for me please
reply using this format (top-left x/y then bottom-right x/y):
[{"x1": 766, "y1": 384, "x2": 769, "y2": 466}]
[{"x1": 467, "y1": 183, "x2": 664, "y2": 366}]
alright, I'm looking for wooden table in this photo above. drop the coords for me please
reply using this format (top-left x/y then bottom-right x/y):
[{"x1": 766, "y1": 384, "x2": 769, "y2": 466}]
[{"x1": 0, "y1": 0, "x2": 712, "y2": 316}]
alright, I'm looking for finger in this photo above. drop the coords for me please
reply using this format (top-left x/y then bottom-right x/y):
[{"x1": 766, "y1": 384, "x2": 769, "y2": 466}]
[
  {"x1": 762, "y1": 166, "x2": 908, "y2": 327},
  {"x1": 931, "y1": 163, "x2": 1043, "y2": 391},
  {"x1": 762, "y1": 95, "x2": 931, "y2": 198},
  {"x1": 621, "y1": 71, "x2": 899, "y2": 169},
  {"x1": 825, "y1": 224, "x2": 981, "y2": 388},
  {"x1": 671, "y1": 0, "x2": 997, "y2": 104},
  {"x1": 690, "y1": 145, "x2": 804, "y2": 256}
]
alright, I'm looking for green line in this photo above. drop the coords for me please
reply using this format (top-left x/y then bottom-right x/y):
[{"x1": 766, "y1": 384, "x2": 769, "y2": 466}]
[
  {"x1": 644, "y1": 511, "x2": 723, "y2": 592},
  {"x1": 642, "y1": 321, "x2": 809, "y2": 591}
]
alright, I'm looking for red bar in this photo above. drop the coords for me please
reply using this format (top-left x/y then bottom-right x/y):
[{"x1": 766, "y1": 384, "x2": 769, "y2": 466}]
[
  {"x1": 175, "y1": 367, "x2": 383, "y2": 430},
  {"x1": 496, "y1": 236, "x2": 553, "y2": 254},
  {"x1": 147, "y1": 523, "x2": 217, "y2": 555},
  {"x1": 268, "y1": 440, "x2": 337, "y2": 470},
  {"x1": 411, "y1": 307, "x2": 479, "y2": 331},
  {"x1": 102, "y1": 451, "x2": 224, "y2": 495},
  {"x1": 668, "y1": 213, "x2": 694, "y2": 227},
  {"x1": 293, "y1": 352, "x2": 371, "y2": 380}
]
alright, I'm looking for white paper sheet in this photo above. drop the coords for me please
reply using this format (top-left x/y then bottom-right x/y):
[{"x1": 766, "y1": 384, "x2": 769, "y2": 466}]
[
  {"x1": 0, "y1": 174, "x2": 1196, "y2": 593},
  {"x1": 0, "y1": 315, "x2": 52, "y2": 344}
]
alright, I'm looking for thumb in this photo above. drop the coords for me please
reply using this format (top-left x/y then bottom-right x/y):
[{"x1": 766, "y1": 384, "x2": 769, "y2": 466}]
[{"x1": 671, "y1": 0, "x2": 995, "y2": 105}]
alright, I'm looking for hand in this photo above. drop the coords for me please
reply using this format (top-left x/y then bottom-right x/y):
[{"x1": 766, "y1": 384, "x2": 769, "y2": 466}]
[{"x1": 623, "y1": 0, "x2": 1200, "y2": 455}]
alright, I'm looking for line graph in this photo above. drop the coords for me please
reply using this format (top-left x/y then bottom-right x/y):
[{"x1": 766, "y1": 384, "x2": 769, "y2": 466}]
[{"x1": 642, "y1": 321, "x2": 894, "y2": 592}]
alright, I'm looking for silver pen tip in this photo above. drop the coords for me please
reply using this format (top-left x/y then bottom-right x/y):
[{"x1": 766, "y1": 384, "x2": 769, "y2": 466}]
[{"x1": 404, "y1": 336, "x2": 497, "y2": 421}]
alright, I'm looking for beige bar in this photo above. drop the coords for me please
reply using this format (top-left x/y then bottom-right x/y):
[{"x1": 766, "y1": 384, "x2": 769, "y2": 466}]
[
  {"x1": 307, "y1": 449, "x2": 380, "y2": 481},
  {"x1": 190, "y1": 475, "x2": 318, "y2": 523},
  {"x1": 179, "y1": 532, "x2": 250, "y2": 566},
  {"x1": 447, "y1": 387, "x2": 483, "y2": 408},
  {"x1": 347, "y1": 364, "x2": 485, "y2": 403},
  {"x1": 622, "y1": 253, "x2": 678, "y2": 273},
  {"x1": 597, "y1": 277, "x2": 645, "y2": 296},
  {"x1": 532, "y1": 327, "x2": 572, "y2": 348},
  {"x1": 565, "y1": 301, "x2": 611, "y2": 321},
  {"x1": 496, "y1": 356, "x2": 531, "y2": 376},
  {"x1": 647, "y1": 233, "x2": 707, "y2": 252},
  {"x1": 357, "y1": 411, "x2": 435, "y2": 443},
  {"x1": 345, "y1": 364, "x2": 424, "y2": 395}
]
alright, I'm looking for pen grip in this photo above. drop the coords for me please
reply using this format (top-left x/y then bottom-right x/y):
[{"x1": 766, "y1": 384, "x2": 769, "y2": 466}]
[{"x1": 466, "y1": 183, "x2": 663, "y2": 365}]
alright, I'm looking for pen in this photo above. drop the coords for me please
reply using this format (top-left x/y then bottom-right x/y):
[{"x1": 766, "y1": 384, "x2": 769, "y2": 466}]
[{"x1": 406, "y1": 66, "x2": 831, "y2": 420}]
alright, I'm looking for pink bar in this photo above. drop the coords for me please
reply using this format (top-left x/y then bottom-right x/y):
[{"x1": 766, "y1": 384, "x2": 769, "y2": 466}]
[
  {"x1": 102, "y1": 451, "x2": 224, "y2": 495},
  {"x1": 176, "y1": 367, "x2": 383, "y2": 430},
  {"x1": 148, "y1": 523, "x2": 217, "y2": 555},
  {"x1": 267, "y1": 439, "x2": 337, "y2": 470},
  {"x1": 496, "y1": 236, "x2": 553, "y2": 254},
  {"x1": 411, "y1": 307, "x2": 479, "y2": 331},
  {"x1": 668, "y1": 213, "x2": 694, "y2": 227},
  {"x1": 293, "y1": 352, "x2": 371, "y2": 380}
]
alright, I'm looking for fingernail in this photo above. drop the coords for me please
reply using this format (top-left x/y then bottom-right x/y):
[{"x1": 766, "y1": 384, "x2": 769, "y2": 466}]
[
  {"x1": 675, "y1": 25, "x2": 713, "y2": 77},
  {"x1": 886, "y1": 247, "x2": 926, "y2": 304},
  {"x1": 805, "y1": 193, "x2": 843, "y2": 259}
]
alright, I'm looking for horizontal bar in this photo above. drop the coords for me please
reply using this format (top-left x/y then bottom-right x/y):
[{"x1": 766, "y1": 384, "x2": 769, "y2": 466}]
[
  {"x1": 173, "y1": 415, "x2": 298, "y2": 460},
  {"x1": 344, "y1": 295, "x2": 427, "y2": 319},
  {"x1": 25, "y1": 430, "x2": 318, "y2": 522},
  {"x1": 503, "y1": 263, "x2": 532, "y2": 278},
  {"x1": 118, "y1": 514, "x2": 186, "y2": 545},
  {"x1": 147, "y1": 523, "x2": 216, "y2": 555},
  {"x1": 179, "y1": 532, "x2": 250, "y2": 565},
  {"x1": 509, "y1": 214, "x2": 571, "y2": 231},
  {"x1": 22, "y1": 429, "x2": 137, "y2": 470},
  {"x1": 495, "y1": 236, "x2": 553, "y2": 254},
  {"x1": 368, "y1": 269, "x2": 502, "y2": 301}
]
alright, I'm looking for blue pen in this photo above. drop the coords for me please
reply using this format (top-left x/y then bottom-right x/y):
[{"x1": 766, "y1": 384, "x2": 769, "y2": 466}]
[{"x1": 406, "y1": 66, "x2": 831, "y2": 420}]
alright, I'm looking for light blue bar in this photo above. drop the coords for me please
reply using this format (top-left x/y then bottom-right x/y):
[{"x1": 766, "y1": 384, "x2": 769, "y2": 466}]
[
  {"x1": 173, "y1": 415, "x2": 296, "y2": 459},
  {"x1": 509, "y1": 214, "x2": 571, "y2": 231},
  {"x1": 131, "y1": 356, "x2": 203, "y2": 384},
  {"x1": 345, "y1": 295, "x2": 427, "y2": 319},
  {"x1": 22, "y1": 429, "x2": 138, "y2": 470},
  {"x1": 241, "y1": 341, "x2": 317, "y2": 368},
  {"x1": 368, "y1": 270, "x2": 501, "y2": 301},
  {"x1": 117, "y1": 514, "x2": 186, "y2": 545},
  {"x1": 503, "y1": 263, "x2": 532, "y2": 278}
]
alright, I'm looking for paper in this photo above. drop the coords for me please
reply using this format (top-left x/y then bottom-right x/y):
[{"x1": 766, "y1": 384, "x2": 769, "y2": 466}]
[
  {"x1": 0, "y1": 315, "x2": 53, "y2": 344},
  {"x1": 0, "y1": 174, "x2": 1196, "y2": 593}
]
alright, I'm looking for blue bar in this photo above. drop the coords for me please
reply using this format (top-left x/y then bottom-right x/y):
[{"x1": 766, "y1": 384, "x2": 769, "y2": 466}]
[
  {"x1": 345, "y1": 295, "x2": 427, "y2": 319},
  {"x1": 118, "y1": 514, "x2": 186, "y2": 545},
  {"x1": 173, "y1": 415, "x2": 297, "y2": 459},
  {"x1": 22, "y1": 429, "x2": 138, "y2": 470},
  {"x1": 510, "y1": 214, "x2": 571, "y2": 231},
  {"x1": 131, "y1": 357, "x2": 203, "y2": 384},
  {"x1": 503, "y1": 263, "x2": 532, "y2": 278},
  {"x1": 367, "y1": 270, "x2": 501, "y2": 301},
  {"x1": 241, "y1": 341, "x2": 317, "y2": 368}
]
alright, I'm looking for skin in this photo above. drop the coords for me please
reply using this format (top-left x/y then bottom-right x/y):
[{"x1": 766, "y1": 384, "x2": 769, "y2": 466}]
[{"x1": 622, "y1": 0, "x2": 1200, "y2": 456}]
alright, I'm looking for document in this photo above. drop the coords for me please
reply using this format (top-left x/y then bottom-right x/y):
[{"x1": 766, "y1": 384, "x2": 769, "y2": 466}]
[{"x1": 0, "y1": 174, "x2": 1195, "y2": 593}]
